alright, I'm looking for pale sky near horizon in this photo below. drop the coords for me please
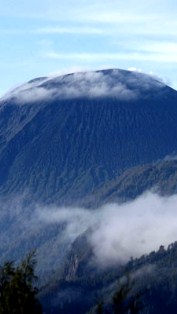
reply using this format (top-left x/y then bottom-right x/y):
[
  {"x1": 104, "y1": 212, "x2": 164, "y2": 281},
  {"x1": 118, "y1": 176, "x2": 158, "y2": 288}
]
[{"x1": 0, "y1": 0, "x2": 177, "y2": 96}]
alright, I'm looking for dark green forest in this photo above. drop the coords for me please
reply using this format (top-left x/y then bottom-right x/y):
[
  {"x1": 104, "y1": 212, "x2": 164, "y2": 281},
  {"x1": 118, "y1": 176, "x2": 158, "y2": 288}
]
[
  {"x1": 0, "y1": 252, "x2": 42, "y2": 314},
  {"x1": 39, "y1": 242, "x2": 177, "y2": 313}
]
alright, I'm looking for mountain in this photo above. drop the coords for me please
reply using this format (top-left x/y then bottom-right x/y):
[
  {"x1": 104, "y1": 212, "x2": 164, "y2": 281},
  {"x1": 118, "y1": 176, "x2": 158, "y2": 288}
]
[
  {"x1": 0, "y1": 69, "x2": 177, "y2": 205},
  {"x1": 1, "y1": 69, "x2": 177, "y2": 313},
  {"x1": 40, "y1": 241, "x2": 177, "y2": 314},
  {"x1": 81, "y1": 158, "x2": 177, "y2": 207}
]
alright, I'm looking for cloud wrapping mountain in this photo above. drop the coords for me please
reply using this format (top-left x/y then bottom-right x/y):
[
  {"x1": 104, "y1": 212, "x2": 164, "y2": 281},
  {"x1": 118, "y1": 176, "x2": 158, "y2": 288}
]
[
  {"x1": 0, "y1": 69, "x2": 177, "y2": 276},
  {"x1": 1, "y1": 69, "x2": 164, "y2": 104}
]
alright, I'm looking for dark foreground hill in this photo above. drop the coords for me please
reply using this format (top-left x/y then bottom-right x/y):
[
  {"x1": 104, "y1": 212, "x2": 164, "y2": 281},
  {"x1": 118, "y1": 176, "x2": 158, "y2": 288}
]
[
  {"x1": 0, "y1": 69, "x2": 177, "y2": 204},
  {"x1": 40, "y1": 241, "x2": 177, "y2": 314}
]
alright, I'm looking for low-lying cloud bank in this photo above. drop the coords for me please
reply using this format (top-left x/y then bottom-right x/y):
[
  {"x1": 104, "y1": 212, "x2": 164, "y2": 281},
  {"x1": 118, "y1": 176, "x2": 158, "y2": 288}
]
[
  {"x1": 1, "y1": 192, "x2": 177, "y2": 269},
  {"x1": 36, "y1": 192, "x2": 177, "y2": 266},
  {"x1": 1, "y1": 69, "x2": 164, "y2": 104}
]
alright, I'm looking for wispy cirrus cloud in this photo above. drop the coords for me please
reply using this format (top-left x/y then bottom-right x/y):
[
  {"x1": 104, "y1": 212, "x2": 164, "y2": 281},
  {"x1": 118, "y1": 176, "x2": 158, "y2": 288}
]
[
  {"x1": 1, "y1": 0, "x2": 177, "y2": 94},
  {"x1": 43, "y1": 52, "x2": 126, "y2": 61},
  {"x1": 43, "y1": 49, "x2": 177, "y2": 64},
  {"x1": 0, "y1": 0, "x2": 175, "y2": 30},
  {"x1": 35, "y1": 26, "x2": 106, "y2": 35},
  {"x1": 0, "y1": 26, "x2": 106, "y2": 36}
]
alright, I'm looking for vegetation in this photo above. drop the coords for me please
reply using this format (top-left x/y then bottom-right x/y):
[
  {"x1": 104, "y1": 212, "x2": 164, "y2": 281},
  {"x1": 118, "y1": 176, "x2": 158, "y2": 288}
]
[
  {"x1": 0, "y1": 251, "x2": 42, "y2": 314},
  {"x1": 40, "y1": 242, "x2": 177, "y2": 313}
]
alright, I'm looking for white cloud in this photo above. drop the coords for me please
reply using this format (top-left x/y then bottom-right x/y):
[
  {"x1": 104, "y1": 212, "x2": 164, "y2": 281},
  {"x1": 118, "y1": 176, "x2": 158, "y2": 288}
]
[
  {"x1": 35, "y1": 193, "x2": 177, "y2": 267},
  {"x1": 1, "y1": 0, "x2": 177, "y2": 96},
  {"x1": 0, "y1": 0, "x2": 176, "y2": 36},
  {"x1": 1, "y1": 78, "x2": 49, "y2": 103},
  {"x1": 2, "y1": 69, "x2": 165, "y2": 105},
  {"x1": 3, "y1": 70, "x2": 146, "y2": 103},
  {"x1": 142, "y1": 42, "x2": 177, "y2": 54},
  {"x1": 48, "y1": 66, "x2": 91, "y2": 77},
  {"x1": 43, "y1": 49, "x2": 177, "y2": 64},
  {"x1": 43, "y1": 52, "x2": 138, "y2": 61},
  {"x1": 35, "y1": 26, "x2": 106, "y2": 35},
  {"x1": 128, "y1": 67, "x2": 142, "y2": 73},
  {"x1": 1, "y1": 192, "x2": 177, "y2": 272}
]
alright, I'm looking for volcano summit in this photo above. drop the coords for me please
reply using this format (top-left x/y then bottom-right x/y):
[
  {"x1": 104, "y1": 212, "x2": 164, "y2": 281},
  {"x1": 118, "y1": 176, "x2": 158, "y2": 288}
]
[{"x1": 0, "y1": 69, "x2": 177, "y2": 204}]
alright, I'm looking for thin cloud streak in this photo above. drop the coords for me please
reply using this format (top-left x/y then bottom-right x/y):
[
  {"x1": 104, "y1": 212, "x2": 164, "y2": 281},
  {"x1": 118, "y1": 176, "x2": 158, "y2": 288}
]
[
  {"x1": 1, "y1": 0, "x2": 177, "y2": 93},
  {"x1": 0, "y1": 0, "x2": 172, "y2": 25},
  {"x1": 43, "y1": 51, "x2": 177, "y2": 64},
  {"x1": 35, "y1": 26, "x2": 106, "y2": 35}
]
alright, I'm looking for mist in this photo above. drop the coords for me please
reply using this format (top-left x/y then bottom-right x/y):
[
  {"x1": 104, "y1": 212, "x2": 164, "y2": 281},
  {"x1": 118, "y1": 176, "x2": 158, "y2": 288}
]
[
  {"x1": 1, "y1": 192, "x2": 177, "y2": 270},
  {"x1": 36, "y1": 192, "x2": 177, "y2": 267},
  {"x1": 1, "y1": 69, "x2": 164, "y2": 105}
]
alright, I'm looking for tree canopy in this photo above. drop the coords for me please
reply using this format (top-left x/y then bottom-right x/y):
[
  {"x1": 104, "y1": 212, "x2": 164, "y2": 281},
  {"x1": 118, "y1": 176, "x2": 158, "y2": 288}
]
[{"x1": 0, "y1": 251, "x2": 42, "y2": 314}]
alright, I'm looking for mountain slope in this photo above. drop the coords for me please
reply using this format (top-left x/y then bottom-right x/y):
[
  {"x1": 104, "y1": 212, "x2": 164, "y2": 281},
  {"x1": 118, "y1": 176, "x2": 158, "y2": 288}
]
[
  {"x1": 1, "y1": 69, "x2": 177, "y2": 313},
  {"x1": 81, "y1": 158, "x2": 177, "y2": 207},
  {"x1": 40, "y1": 240, "x2": 177, "y2": 314},
  {"x1": 0, "y1": 69, "x2": 177, "y2": 204}
]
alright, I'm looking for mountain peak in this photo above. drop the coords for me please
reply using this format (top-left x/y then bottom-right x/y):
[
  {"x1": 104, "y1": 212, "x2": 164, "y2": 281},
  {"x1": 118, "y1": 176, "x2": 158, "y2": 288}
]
[
  {"x1": 0, "y1": 67, "x2": 177, "y2": 204},
  {"x1": 1, "y1": 69, "x2": 166, "y2": 105}
]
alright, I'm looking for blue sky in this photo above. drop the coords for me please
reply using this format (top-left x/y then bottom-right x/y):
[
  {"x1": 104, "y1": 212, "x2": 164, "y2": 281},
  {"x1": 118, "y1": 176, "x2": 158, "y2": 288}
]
[{"x1": 0, "y1": 0, "x2": 177, "y2": 96}]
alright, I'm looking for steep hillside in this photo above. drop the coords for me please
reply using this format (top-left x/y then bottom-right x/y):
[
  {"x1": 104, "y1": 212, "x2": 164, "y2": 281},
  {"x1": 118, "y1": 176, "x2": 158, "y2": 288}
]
[
  {"x1": 0, "y1": 69, "x2": 177, "y2": 204},
  {"x1": 40, "y1": 241, "x2": 177, "y2": 314},
  {"x1": 82, "y1": 158, "x2": 177, "y2": 207}
]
